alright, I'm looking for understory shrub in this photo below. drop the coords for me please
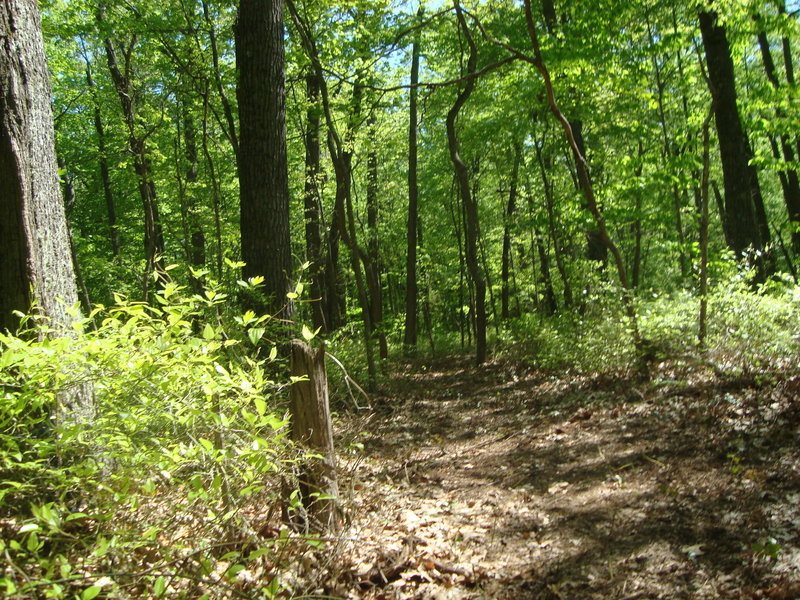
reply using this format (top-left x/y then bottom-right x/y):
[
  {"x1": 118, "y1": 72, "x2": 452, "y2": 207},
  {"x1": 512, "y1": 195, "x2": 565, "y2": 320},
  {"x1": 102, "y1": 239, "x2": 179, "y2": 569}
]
[
  {"x1": 0, "y1": 281, "x2": 314, "y2": 599},
  {"x1": 498, "y1": 277, "x2": 800, "y2": 373}
]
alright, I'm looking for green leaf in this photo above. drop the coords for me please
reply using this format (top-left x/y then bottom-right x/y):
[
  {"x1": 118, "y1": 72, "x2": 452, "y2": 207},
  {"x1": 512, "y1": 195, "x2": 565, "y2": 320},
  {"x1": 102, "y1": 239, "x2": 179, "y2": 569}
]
[
  {"x1": 254, "y1": 397, "x2": 266, "y2": 416},
  {"x1": 153, "y1": 575, "x2": 166, "y2": 597},
  {"x1": 203, "y1": 324, "x2": 216, "y2": 340},
  {"x1": 248, "y1": 328, "x2": 265, "y2": 346},
  {"x1": 301, "y1": 324, "x2": 317, "y2": 341},
  {"x1": 82, "y1": 585, "x2": 102, "y2": 600}
]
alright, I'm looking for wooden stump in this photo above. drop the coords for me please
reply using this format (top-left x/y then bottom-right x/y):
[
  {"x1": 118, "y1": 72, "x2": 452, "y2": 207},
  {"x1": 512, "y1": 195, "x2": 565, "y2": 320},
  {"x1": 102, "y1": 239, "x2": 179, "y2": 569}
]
[{"x1": 289, "y1": 339, "x2": 339, "y2": 531}]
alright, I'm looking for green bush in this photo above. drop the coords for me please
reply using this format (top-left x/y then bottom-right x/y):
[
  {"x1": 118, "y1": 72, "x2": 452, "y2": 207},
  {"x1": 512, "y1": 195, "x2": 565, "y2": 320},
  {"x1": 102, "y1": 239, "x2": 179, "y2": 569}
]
[
  {"x1": 497, "y1": 278, "x2": 800, "y2": 373},
  {"x1": 0, "y1": 281, "x2": 308, "y2": 599}
]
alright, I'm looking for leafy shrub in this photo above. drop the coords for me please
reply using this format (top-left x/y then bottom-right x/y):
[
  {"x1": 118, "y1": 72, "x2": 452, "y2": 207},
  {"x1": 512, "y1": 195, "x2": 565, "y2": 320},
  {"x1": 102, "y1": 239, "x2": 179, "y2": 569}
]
[
  {"x1": 0, "y1": 281, "x2": 312, "y2": 599},
  {"x1": 497, "y1": 278, "x2": 800, "y2": 373}
]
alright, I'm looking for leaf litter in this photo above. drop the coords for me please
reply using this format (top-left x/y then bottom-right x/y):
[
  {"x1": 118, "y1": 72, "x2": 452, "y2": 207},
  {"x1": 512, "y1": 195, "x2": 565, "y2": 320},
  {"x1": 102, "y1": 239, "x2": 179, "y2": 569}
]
[{"x1": 320, "y1": 356, "x2": 800, "y2": 599}]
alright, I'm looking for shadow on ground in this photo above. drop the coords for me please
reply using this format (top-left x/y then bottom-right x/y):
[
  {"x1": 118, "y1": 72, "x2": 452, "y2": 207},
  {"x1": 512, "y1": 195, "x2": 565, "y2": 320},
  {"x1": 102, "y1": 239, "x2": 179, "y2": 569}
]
[{"x1": 331, "y1": 356, "x2": 800, "y2": 600}]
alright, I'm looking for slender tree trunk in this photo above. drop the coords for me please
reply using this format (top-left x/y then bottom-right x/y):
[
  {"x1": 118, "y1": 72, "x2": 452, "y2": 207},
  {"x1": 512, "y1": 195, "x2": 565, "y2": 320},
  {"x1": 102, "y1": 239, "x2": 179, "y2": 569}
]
[
  {"x1": 523, "y1": 0, "x2": 641, "y2": 351},
  {"x1": 83, "y1": 52, "x2": 120, "y2": 259},
  {"x1": 236, "y1": 0, "x2": 293, "y2": 319},
  {"x1": 501, "y1": 145, "x2": 521, "y2": 320},
  {"x1": 99, "y1": 9, "x2": 167, "y2": 297},
  {"x1": 202, "y1": 0, "x2": 239, "y2": 159},
  {"x1": 201, "y1": 92, "x2": 224, "y2": 278},
  {"x1": 366, "y1": 113, "x2": 387, "y2": 360},
  {"x1": 448, "y1": 188, "x2": 467, "y2": 349},
  {"x1": 181, "y1": 107, "x2": 206, "y2": 293},
  {"x1": 303, "y1": 71, "x2": 327, "y2": 331},
  {"x1": 755, "y1": 15, "x2": 800, "y2": 255},
  {"x1": 287, "y1": 0, "x2": 379, "y2": 385},
  {"x1": 403, "y1": 30, "x2": 421, "y2": 353},
  {"x1": 699, "y1": 106, "x2": 713, "y2": 348},
  {"x1": 446, "y1": 1, "x2": 486, "y2": 365},
  {"x1": 532, "y1": 131, "x2": 573, "y2": 308},
  {"x1": 535, "y1": 228, "x2": 557, "y2": 315},
  {"x1": 646, "y1": 18, "x2": 688, "y2": 280}
]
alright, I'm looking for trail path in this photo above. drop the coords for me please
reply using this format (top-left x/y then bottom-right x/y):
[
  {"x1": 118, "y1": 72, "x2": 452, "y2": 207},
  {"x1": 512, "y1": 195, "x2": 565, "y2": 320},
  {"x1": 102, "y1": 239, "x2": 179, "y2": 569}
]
[{"x1": 327, "y1": 356, "x2": 800, "y2": 600}]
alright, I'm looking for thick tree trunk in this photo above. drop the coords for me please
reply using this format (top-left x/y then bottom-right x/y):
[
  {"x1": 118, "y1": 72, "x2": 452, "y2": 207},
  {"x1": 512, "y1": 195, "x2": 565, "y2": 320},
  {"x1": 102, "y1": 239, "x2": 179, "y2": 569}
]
[
  {"x1": 446, "y1": 1, "x2": 486, "y2": 365},
  {"x1": 699, "y1": 10, "x2": 766, "y2": 279},
  {"x1": 403, "y1": 32, "x2": 421, "y2": 353},
  {"x1": 0, "y1": 0, "x2": 93, "y2": 422},
  {"x1": 236, "y1": 0, "x2": 293, "y2": 319}
]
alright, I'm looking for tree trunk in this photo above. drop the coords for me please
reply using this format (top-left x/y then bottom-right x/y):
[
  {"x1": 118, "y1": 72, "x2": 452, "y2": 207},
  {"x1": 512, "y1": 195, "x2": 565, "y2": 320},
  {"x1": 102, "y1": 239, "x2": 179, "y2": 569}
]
[
  {"x1": 446, "y1": 1, "x2": 486, "y2": 365},
  {"x1": 501, "y1": 145, "x2": 521, "y2": 320},
  {"x1": 303, "y1": 71, "x2": 327, "y2": 332},
  {"x1": 366, "y1": 114, "x2": 387, "y2": 360},
  {"x1": 699, "y1": 10, "x2": 766, "y2": 279},
  {"x1": 0, "y1": 0, "x2": 93, "y2": 422},
  {"x1": 181, "y1": 108, "x2": 206, "y2": 293},
  {"x1": 755, "y1": 15, "x2": 800, "y2": 256},
  {"x1": 403, "y1": 30, "x2": 421, "y2": 353},
  {"x1": 523, "y1": 0, "x2": 641, "y2": 352},
  {"x1": 236, "y1": 0, "x2": 293, "y2": 319},
  {"x1": 201, "y1": 91, "x2": 224, "y2": 278},
  {"x1": 83, "y1": 52, "x2": 120, "y2": 259},
  {"x1": 532, "y1": 129, "x2": 573, "y2": 308},
  {"x1": 290, "y1": 340, "x2": 339, "y2": 531}
]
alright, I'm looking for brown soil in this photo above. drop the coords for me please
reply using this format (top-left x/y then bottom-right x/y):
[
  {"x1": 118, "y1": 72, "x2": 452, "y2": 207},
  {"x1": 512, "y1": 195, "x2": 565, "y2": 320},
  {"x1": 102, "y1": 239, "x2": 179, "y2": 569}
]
[{"x1": 325, "y1": 355, "x2": 800, "y2": 600}]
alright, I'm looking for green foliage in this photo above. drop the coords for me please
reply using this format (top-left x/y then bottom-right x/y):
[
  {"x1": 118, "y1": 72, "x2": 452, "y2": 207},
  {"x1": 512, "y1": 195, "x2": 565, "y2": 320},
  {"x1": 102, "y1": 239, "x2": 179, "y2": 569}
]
[
  {"x1": 498, "y1": 276, "x2": 800, "y2": 374},
  {"x1": 0, "y1": 284, "x2": 306, "y2": 599}
]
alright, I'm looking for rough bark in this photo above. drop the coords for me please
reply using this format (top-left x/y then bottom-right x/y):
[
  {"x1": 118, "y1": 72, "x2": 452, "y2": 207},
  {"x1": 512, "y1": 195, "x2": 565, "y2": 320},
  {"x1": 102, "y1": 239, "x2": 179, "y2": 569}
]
[
  {"x1": 0, "y1": 0, "x2": 93, "y2": 421},
  {"x1": 236, "y1": 0, "x2": 293, "y2": 319},
  {"x1": 290, "y1": 340, "x2": 339, "y2": 531}
]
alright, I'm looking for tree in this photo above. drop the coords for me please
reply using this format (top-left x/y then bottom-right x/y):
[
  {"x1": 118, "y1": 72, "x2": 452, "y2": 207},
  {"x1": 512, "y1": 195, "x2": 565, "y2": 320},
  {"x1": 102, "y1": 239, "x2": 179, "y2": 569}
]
[
  {"x1": 236, "y1": 0, "x2": 293, "y2": 319},
  {"x1": 446, "y1": 1, "x2": 486, "y2": 366},
  {"x1": 0, "y1": 0, "x2": 92, "y2": 421},
  {"x1": 403, "y1": 15, "x2": 421, "y2": 353},
  {"x1": 699, "y1": 9, "x2": 767, "y2": 277}
]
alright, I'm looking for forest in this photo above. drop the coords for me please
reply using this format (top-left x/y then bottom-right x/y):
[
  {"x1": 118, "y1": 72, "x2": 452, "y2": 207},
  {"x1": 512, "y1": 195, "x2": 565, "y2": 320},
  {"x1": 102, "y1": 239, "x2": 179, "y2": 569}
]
[{"x1": 2, "y1": 0, "x2": 800, "y2": 597}]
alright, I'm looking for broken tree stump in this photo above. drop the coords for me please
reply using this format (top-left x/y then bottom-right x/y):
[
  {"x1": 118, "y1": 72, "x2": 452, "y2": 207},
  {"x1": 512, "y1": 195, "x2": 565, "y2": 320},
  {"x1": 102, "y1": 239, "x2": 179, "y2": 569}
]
[{"x1": 289, "y1": 339, "x2": 340, "y2": 531}]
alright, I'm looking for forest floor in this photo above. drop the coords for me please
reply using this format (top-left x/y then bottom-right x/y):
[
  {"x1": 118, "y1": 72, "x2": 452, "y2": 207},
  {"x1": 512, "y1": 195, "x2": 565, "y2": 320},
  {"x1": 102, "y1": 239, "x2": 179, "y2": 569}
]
[{"x1": 313, "y1": 354, "x2": 800, "y2": 600}]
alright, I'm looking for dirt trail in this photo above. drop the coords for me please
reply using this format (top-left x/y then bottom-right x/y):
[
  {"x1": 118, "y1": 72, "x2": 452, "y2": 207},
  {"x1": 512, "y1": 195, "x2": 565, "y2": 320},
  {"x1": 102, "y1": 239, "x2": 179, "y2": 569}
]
[{"x1": 327, "y1": 355, "x2": 800, "y2": 600}]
